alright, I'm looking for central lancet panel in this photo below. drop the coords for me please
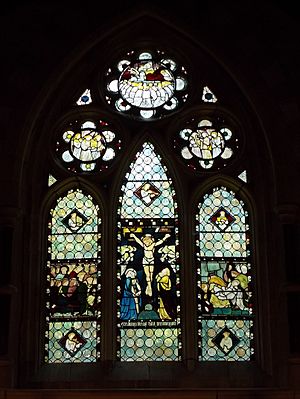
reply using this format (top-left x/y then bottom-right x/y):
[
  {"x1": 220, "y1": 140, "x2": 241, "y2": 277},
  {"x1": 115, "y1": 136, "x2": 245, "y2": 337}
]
[{"x1": 117, "y1": 142, "x2": 181, "y2": 361}]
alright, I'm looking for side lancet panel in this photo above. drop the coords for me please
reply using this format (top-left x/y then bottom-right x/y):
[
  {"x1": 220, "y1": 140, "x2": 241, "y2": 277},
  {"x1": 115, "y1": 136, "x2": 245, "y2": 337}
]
[
  {"x1": 45, "y1": 189, "x2": 101, "y2": 363},
  {"x1": 197, "y1": 186, "x2": 254, "y2": 361}
]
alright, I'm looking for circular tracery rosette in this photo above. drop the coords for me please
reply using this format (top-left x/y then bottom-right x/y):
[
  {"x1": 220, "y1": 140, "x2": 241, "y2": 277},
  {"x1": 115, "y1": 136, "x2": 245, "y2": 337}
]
[
  {"x1": 56, "y1": 119, "x2": 121, "y2": 173},
  {"x1": 175, "y1": 118, "x2": 238, "y2": 171},
  {"x1": 105, "y1": 50, "x2": 188, "y2": 120}
]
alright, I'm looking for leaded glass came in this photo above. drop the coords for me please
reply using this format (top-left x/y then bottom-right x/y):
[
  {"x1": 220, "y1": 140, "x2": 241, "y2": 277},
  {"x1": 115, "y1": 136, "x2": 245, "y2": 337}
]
[
  {"x1": 196, "y1": 186, "x2": 254, "y2": 361},
  {"x1": 45, "y1": 189, "x2": 101, "y2": 363},
  {"x1": 117, "y1": 142, "x2": 181, "y2": 361}
]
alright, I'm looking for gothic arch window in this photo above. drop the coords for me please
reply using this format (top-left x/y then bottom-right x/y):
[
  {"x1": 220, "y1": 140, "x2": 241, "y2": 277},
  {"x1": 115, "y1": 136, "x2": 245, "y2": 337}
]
[
  {"x1": 22, "y1": 14, "x2": 274, "y2": 388},
  {"x1": 43, "y1": 47, "x2": 254, "y2": 366}
]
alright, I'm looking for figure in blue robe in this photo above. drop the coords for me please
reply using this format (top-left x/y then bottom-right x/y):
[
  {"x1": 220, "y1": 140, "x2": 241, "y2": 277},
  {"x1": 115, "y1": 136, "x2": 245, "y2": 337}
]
[{"x1": 120, "y1": 268, "x2": 141, "y2": 320}]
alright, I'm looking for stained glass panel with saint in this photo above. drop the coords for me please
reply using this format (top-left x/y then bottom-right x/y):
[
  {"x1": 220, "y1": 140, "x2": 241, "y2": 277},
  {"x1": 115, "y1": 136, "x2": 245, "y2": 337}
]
[
  {"x1": 196, "y1": 187, "x2": 254, "y2": 361},
  {"x1": 45, "y1": 189, "x2": 101, "y2": 363}
]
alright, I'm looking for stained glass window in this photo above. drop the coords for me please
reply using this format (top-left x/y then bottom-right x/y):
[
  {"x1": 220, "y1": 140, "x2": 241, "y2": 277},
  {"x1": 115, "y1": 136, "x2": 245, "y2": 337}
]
[
  {"x1": 44, "y1": 39, "x2": 257, "y2": 369},
  {"x1": 196, "y1": 186, "x2": 254, "y2": 361},
  {"x1": 55, "y1": 118, "x2": 121, "y2": 173},
  {"x1": 117, "y1": 142, "x2": 181, "y2": 361},
  {"x1": 45, "y1": 189, "x2": 101, "y2": 363},
  {"x1": 105, "y1": 50, "x2": 188, "y2": 120},
  {"x1": 174, "y1": 117, "x2": 237, "y2": 171}
]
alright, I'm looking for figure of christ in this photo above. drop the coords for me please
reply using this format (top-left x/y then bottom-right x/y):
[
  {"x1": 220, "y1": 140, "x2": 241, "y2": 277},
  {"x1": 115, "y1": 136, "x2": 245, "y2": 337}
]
[{"x1": 130, "y1": 232, "x2": 170, "y2": 297}]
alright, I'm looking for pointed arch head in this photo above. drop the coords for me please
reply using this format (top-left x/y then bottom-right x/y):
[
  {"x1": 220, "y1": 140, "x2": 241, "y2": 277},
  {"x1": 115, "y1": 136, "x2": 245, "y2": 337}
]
[
  {"x1": 119, "y1": 141, "x2": 176, "y2": 219},
  {"x1": 197, "y1": 185, "x2": 249, "y2": 258},
  {"x1": 49, "y1": 188, "x2": 101, "y2": 260}
]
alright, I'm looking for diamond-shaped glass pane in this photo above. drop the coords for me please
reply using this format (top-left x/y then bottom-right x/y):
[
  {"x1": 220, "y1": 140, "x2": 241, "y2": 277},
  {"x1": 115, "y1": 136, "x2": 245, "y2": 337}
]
[
  {"x1": 59, "y1": 328, "x2": 87, "y2": 357},
  {"x1": 209, "y1": 207, "x2": 235, "y2": 231},
  {"x1": 62, "y1": 209, "x2": 88, "y2": 232},
  {"x1": 134, "y1": 181, "x2": 161, "y2": 205},
  {"x1": 212, "y1": 326, "x2": 240, "y2": 355}
]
